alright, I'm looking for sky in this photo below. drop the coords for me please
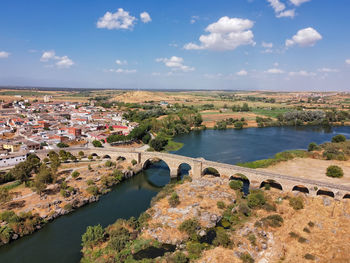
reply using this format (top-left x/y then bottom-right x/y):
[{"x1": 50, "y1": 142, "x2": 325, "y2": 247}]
[{"x1": 0, "y1": 0, "x2": 350, "y2": 91}]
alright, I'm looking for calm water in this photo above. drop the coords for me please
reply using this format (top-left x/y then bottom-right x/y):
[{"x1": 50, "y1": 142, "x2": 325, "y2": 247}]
[
  {"x1": 0, "y1": 126, "x2": 349, "y2": 263},
  {"x1": 172, "y1": 126, "x2": 350, "y2": 164}
]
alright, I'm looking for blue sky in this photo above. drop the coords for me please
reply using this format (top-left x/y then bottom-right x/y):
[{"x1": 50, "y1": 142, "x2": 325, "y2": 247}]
[{"x1": 0, "y1": 0, "x2": 349, "y2": 91}]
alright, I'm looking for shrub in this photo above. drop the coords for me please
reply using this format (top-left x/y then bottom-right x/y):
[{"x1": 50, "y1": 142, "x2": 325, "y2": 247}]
[
  {"x1": 0, "y1": 187, "x2": 12, "y2": 204},
  {"x1": 213, "y1": 229, "x2": 231, "y2": 247},
  {"x1": 262, "y1": 214, "x2": 284, "y2": 227},
  {"x1": 150, "y1": 137, "x2": 168, "y2": 151},
  {"x1": 81, "y1": 224, "x2": 104, "y2": 248},
  {"x1": 0, "y1": 211, "x2": 20, "y2": 223},
  {"x1": 304, "y1": 254, "x2": 316, "y2": 260},
  {"x1": 186, "y1": 241, "x2": 205, "y2": 260},
  {"x1": 71, "y1": 171, "x2": 80, "y2": 179},
  {"x1": 303, "y1": 227, "x2": 311, "y2": 233},
  {"x1": 331, "y1": 134, "x2": 346, "y2": 143},
  {"x1": 179, "y1": 218, "x2": 200, "y2": 237},
  {"x1": 308, "y1": 221, "x2": 315, "y2": 227},
  {"x1": 57, "y1": 142, "x2": 69, "y2": 148},
  {"x1": 171, "y1": 251, "x2": 188, "y2": 263},
  {"x1": 142, "y1": 133, "x2": 151, "y2": 144},
  {"x1": 238, "y1": 203, "x2": 251, "y2": 216},
  {"x1": 247, "y1": 190, "x2": 266, "y2": 208},
  {"x1": 289, "y1": 197, "x2": 304, "y2": 210},
  {"x1": 60, "y1": 189, "x2": 69, "y2": 198},
  {"x1": 63, "y1": 203, "x2": 73, "y2": 211},
  {"x1": 326, "y1": 165, "x2": 344, "y2": 178},
  {"x1": 229, "y1": 180, "x2": 243, "y2": 190},
  {"x1": 217, "y1": 201, "x2": 226, "y2": 209},
  {"x1": 86, "y1": 179, "x2": 94, "y2": 186},
  {"x1": 308, "y1": 142, "x2": 319, "y2": 152},
  {"x1": 168, "y1": 192, "x2": 180, "y2": 207},
  {"x1": 138, "y1": 212, "x2": 151, "y2": 227},
  {"x1": 105, "y1": 160, "x2": 116, "y2": 168},
  {"x1": 108, "y1": 227, "x2": 130, "y2": 251},
  {"x1": 240, "y1": 252, "x2": 254, "y2": 263},
  {"x1": 86, "y1": 186, "x2": 99, "y2": 196},
  {"x1": 248, "y1": 233, "x2": 256, "y2": 246},
  {"x1": 298, "y1": 237, "x2": 307, "y2": 243},
  {"x1": 92, "y1": 140, "x2": 103, "y2": 148},
  {"x1": 234, "y1": 121, "x2": 244, "y2": 130},
  {"x1": 131, "y1": 159, "x2": 137, "y2": 166}
]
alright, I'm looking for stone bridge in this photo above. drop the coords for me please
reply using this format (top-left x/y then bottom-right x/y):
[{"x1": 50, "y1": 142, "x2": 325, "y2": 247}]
[{"x1": 37, "y1": 147, "x2": 350, "y2": 200}]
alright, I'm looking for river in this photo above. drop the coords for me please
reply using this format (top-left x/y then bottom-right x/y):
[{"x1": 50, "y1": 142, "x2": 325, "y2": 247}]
[{"x1": 0, "y1": 126, "x2": 349, "y2": 262}]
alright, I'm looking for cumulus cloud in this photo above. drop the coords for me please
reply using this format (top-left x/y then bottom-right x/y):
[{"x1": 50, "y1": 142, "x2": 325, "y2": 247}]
[
  {"x1": 266, "y1": 0, "x2": 295, "y2": 18},
  {"x1": 289, "y1": 70, "x2": 316, "y2": 76},
  {"x1": 110, "y1": 68, "x2": 137, "y2": 74},
  {"x1": 0, "y1": 51, "x2": 10, "y2": 58},
  {"x1": 266, "y1": 68, "x2": 284, "y2": 74},
  {"x1": 318, "y1": 68, "x2": 338, "y2": 73},
  {"x1": 236, "y1": 70, "x2": 248, "y2": 76},
  {"x1": 156, "y1": 56, "x2": 195, "y2": 72},
  {"x1": 97, "y1": 8, "x2": 136, "y2": 30},
  {"x1": 346, "y1": 59, "x2": 350, "y2": 65},
  {"x1": 290, "y1": 0, "x2": 311, "y2": 6},
  {"x1": 115, "y1": 59, "x2": 127, "y2": 65},
  {"x1": 40, "y1": 50, "x2": 74, "y2": 68},
  {"x1": 285, "y1": 27, "x2": 322, "y2": 47},
  {"x1": 184, "y1": 16, "x2": 255, "y2": 51},
  {"x1": 140, "y1": 12, "x2": 152, "y2": 23}
]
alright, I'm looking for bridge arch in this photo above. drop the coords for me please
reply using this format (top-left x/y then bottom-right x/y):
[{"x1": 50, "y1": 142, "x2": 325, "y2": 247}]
[
  {"x1": 116, "y1": 156, "x2": 126, "y2": 161},
  {"x1": 260, "y1": 179, "x2": 283, "y2": 190},
  {"x1": 316, "y1": 189, "x2": 335, "y2": 198},
  {"x1": 91, "y1": 153, "x2": 98, "y2": 157},
  {"x1": 102, "y1": 154, "x2": 111, "y2": 159},
  {"x1": 292, "y1": 185, "x2": 309, "y2": 194},
  {"x1": 343, "y1": 194, "x2": 350, "y2": 199},
  {"x1": 177, "y1": 163, "x2": 192, "y2": 178},
  {"x1": 202, "y1": 167, "x2": 220, "y2": 177}
]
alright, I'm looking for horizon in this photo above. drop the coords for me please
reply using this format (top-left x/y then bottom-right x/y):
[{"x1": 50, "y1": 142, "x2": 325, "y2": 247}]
[{"x1": 0, "y1": 0, "x2": 350, "y2": 91}]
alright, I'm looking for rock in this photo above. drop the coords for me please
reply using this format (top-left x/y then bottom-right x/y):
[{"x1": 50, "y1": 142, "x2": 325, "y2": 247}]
[
  {"x1": 198, "y1": 229, "x2": 207, "y2": 237},
  {"x1": 323, "y1": 197, "x2": 332, "y2": 206},
  {"x1": 12, "y1": 234, "x2": 19, "y2": 240},
  {"x1": 261, "y1": 243, "x2": 268, "y2": 250}
]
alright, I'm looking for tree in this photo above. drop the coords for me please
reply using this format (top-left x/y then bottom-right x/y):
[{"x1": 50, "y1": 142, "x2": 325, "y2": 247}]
[
  {"x1": 326, "y1": 165, "x2": 344, "y2": 178},
  {"x1": 168, "y1": 192, "x2": 180, "y2": 207},
  {"x1": 241, "y1": 103, "x2": 250, "y2": 112},
  {"x1": 234, "y1": 121, "x2": 244, "y2": 130},
  {"x1": 71, "y1": 171, "x2": 80, "y2": 179},
  {"x1": 194, "y1": 113, "x2": 203, "y2": 127},
  {"x1": 308, "y1": 142, "x2": 318, "y2": 152},
  {"x1": 331, "y1": 134, "x2": 346, "y2": 143},
  {"x1": 229, "y1": 180, "x2": 243, "y2": 190},
  {"x1": 81, "y1": 224, "x2": 105, "y2": 248},
  {"x1": 88, "y1": 155, "x2": 93, "y2": 161},
  {"x1": 150, "y1": 137, "x2": 168, "y2": 151},
  {"x1": 0, "y1": 188, "x2": 12, "y2": 205},
  {"x1": 57, "y1": 142, "x2": 69, "y2": 148},
  {"x1": 142, "y1": 133, "x2": 151, "y2": 144},
  {"x1": 78, "y1": 151, "x2": 85, "y2": 157},
  {"x1": 92, "y1": 140, "x2": 103, "y2": 148}
]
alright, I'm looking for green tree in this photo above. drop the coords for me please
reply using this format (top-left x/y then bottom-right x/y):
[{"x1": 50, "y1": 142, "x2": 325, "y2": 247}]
[
  {"x1": 71, "y1": 171, "x2": 80, "y2": 179},
  {"x1": 0, "y1": 188, "x2": 12, "y2": 205},
  {"x1": 308, "y1": 142, "x2": 318, "y2": 152},
  {"x1": 326, "y1": 165, "x2": 344, "y2": 178},
  {"x1": 78, "y1": 151, "x2": 85, "y2": 157},
  {"x1": 150, "y1": 136, "x2": 168, "y2": 151},
  {"x1": 92, "y1": 140, "x2": 103, "y2": 148},
  {"x1": 81, "y1": 224, "x2": 105, "y2": 248},
  {"x1": 194, "y1": 113, "x2": 203, "y2": 127},
  {"x1": 331, "y1": 134, "x2": 346, "y2": 143}
]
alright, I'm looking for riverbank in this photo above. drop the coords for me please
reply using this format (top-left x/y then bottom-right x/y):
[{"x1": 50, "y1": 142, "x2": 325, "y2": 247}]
[{"x1": 0, "y1": 158, "x2": 144, "y2": 247}]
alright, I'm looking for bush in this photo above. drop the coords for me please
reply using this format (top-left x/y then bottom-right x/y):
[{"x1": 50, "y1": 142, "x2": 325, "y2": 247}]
[
  {"x1": 238, "y1": 203, "x2": 251, "y2": 216},
  {"x1": 168, "y1": 192, "x2": 180, "y2": 207},
  {"x1": 247, "y1": 190, "x2": 266, "y2": 208},
  {"x1": 229, "y1": 180, "x2": 243, "y2": 190},
  {"x1": 261, "y1": 214, "x2": 284, "y2": 227},
  {"x1": 248, "y1": 233, "x2": 256, "y2": 246},
  {"x1": 234, "y1": 121, "x2": 244, "y2": 130},
  {"x1": 105, "y1": 160, "x2": 116, "y2": 168},
  {"x1": 71, "y1": 171, "x2": 80, "y2": 179},
  {"x1": 131, "y1": 159, "x2": 137, "y2": 166},
  {"x1": 0, "y1": 187, "x2": 12, "y2": 204},
  {"x1": 92, "y1": 140, "x2": 103, "y2": 148},
  {"x1": 171, "y1": 251, "x2": 188, "y2": 263},
  {"x1": 81, "y1": 224, "x2": 104, "y2": 248},
  {"x1": 86, "y1": 186, "x2": 99, "y2": 196},
  {"x1": 289, "y1": 196, "x2": 304, "y2": 210},
  {"x1": 308, "y1": 142, "x2": 319, "y2": 152},
  {"x1": 57, "y1": 142, "x2": 69, "y2": 148},
  {"x1": 63, "y1": 203, "x2": 73, "y2": 211},
  {"x1": 331, "y1": 134, "x2": 346, "y2": 143},
  {"x1": 240, "y1": 252, "x2": 254, "y2": 263},
  {"x1": 0, "y1": 211, "x2": 20, "y2": 223},
  {"x1": 108, "y1": 227, "x2": 130, "y2": 251},
  {"x1": 213, "y1": 229, "x2": 231, "y2": 247},
  {"x1": 186, "y1": 241, "x2": 205, "y2": 260},
  {"x1": 86, "y1": 179, "x2": 95, "y2": 186},
  {"x1": 60, "y1": 189, "x2": 69, "y2": 198},
  {"x1": 326, "y1": 165, "x2": 344, "y2": 178},
  {"x1": 217, "y1": 201, "x2": 225, "y2": 209},
  {"x1": 179, "y1": 219, "x2": 200, "y2": 237},
  {"x1": 142, "y1": 133, "x2": 151, "y2": 144},
  {"x1": 304, "y1": 254, "x2": 316, "y2": 260},
  {"x1": 150, "y1": 136, "x2": 168, "y2": 151}
]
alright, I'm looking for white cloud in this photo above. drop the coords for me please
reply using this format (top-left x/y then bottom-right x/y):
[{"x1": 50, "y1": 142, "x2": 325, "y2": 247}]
[
  {"x1": 346, "y1": 59, "x2": 350, "y2": 65},
  {"x1": 290, "y1": 0, "x2": 311, "y2": 6},
  {"x1": 140, "y1": 12, "x2": 152, "y2": 23},
  {"x1": 266, "y1": 68, "x2": 284, "y2": 74},
  {"x1": 40, "y1": 50, "x2": 56, "y2": 61},
  {"x1": 184, "y1": 16, "x2": 255, "y2": 51},
  {"x1": 97, "y1": 8, "x2": 136, "y2": 30},
  {"x1": 236, "y1": 70, "x2": 248, "y2": 76},
  {"x1": 276, "y1": 9, "x2": 295, "y2": 18},
  {"x1": 318, "y1": 68, "x2": 338, "y2": 73},
  {"x1": 115, "y1": 59, "x2": 127, "y2": 65},
  {"x1": 40, "y1": 50, "x2": 74, "y2": 68},
  {"x1": 56, "y1": 56, "x2": 74, "y2": 68},
  {"x1": 262, "y1": 42, "x2": 273, "y2": 48},
  {"x1": 109, "y1": 68, "x2": 137, "y2": 74},
  {"x1": 0, "y1": 51, "x2": 10, "y2": 58},
  {"x1": 267, "y1": 0, "x2": 285, "y2": 13},
  {"x1": 285, "y1": 27, "x2": 322, "y2": 47},
  {"x1": 289, "y1": 70, "x2": 316, "y2": 76},
  {"x1": 190, "y1": 16, "x2": 199, "y2": 24},
  {"x1": 156, "y1": 56, "x2": 195, "y2": 72}
]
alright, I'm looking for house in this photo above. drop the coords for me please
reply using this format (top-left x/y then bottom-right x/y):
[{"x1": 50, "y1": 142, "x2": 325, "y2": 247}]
[
  {"x1": 2, "y1": 142, "x2": 21, "y2": 152},
  {"x1": 0, "y1": 153, "x2": 27, "y2": 167}
]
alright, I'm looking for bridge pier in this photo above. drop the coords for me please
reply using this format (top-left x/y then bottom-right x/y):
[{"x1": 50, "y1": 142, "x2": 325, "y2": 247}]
[
  {"x1": 192, "y1": 159, "x2": 203, "y2": 178},
  {"x1": 170, "y1": 168, "x2": 178, "y2": 179}
]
